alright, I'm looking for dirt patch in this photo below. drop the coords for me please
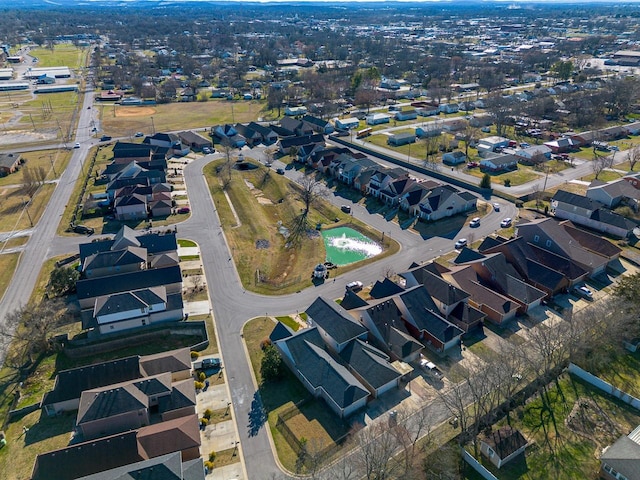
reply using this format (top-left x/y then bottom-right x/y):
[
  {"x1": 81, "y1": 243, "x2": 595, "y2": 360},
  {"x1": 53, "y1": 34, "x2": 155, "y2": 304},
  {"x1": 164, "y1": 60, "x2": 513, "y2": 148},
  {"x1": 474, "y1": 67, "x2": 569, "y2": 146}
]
[
  {"x1": 115, "y1": 106, "x2": 157, "y2": 117},
  {"x1": 0, "y1": 128, "x2": 59, "y2": 146},
  {"x1": 565, "y1": 397, "x2": 621, "y2": 448}
]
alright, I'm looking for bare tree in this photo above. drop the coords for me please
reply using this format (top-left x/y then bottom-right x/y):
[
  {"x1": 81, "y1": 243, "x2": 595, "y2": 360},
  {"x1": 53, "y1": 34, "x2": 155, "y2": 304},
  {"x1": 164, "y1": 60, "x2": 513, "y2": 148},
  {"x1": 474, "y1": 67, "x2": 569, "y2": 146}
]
[
  {"x1": 288, "y1": 173, "x2": 325, "y2": 245},
  {"x1": 591, "y1": 153, "x2": 608, "y2": 180},
  {"x1": 422, "y1": 134, "x2": 440, "y2": 170},
  {"x1": 219, "y1": 143, "x2": 234, "y2": 189},
  {"x1": 626, "y1": 144, "x2": 640, "y2": 172},
  {"x1": 0, "y1": 298, "x2": 72, "y2": 368},
  {"x1": 460, "y1": 125, "x2": 479, "y2": 159},
  {"x1": 21, "y1": 165, "x2": 46, "y2": 199},
  {"x1": 353, "y1": 421, "x2": 406, "y2": 480},
  {"x1": 485, "y1": 93, "x2": 516, "y2": 137}
]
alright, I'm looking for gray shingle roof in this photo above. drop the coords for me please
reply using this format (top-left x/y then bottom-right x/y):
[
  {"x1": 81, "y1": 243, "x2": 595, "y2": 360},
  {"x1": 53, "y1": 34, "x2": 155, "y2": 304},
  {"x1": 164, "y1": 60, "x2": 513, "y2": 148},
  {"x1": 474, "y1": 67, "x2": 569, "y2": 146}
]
[
  {"x1": 339, "y1": 339, "x2": 401, "y2": 390},
  {"x1": 306, "y1": 296, "x2": 367, "y2": 345},
  {"x1": 75, "y1": 452, "x2": 184, "y2": 480},
  {"x1": 601, "y1": 435, "x2": 640, "y2": 480},
  {"x1": 399, "y1": 287, "x2": 463, "y2": 343},
  {"x1": 552, "y1": 189, "x2": 601, "y2": 210}
]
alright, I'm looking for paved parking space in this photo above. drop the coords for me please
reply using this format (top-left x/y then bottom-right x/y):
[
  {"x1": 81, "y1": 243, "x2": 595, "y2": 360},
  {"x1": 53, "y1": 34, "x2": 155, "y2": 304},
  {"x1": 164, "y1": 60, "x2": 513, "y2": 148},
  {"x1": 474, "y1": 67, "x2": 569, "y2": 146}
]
[
  {"x1": 202, "y1": 420, "x2": 238, "y2": 452},
  {"x1": 184, "y1": 300, "x2": 210, "y2": 316},
  {"x1": 208, "y1": 461, "x2": 243, "y2": 479},
  {"x1": 196, "y1": 383, "x2": 231, "y2": 414}
]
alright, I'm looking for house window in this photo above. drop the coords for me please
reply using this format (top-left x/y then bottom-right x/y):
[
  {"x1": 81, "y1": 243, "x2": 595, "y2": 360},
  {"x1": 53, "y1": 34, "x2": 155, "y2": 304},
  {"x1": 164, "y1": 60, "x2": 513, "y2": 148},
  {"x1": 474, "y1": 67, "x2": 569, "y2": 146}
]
[
  {"x1": 533, "y1": 235, "x2": 540, "y2": 243},
  {"x1": 546, "y1": 240, "x2": 552, "y2": 247},
  {"x1": 487, "y1": 447, "x2": 495, "y2": 458}
]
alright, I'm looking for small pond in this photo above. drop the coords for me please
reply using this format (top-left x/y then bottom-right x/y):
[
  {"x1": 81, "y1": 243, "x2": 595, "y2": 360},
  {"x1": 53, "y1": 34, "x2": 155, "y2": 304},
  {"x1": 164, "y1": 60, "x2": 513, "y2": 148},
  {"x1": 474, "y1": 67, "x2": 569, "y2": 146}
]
[{"x1": 321, "y1": 227, "x2": 382, "y2": 266}]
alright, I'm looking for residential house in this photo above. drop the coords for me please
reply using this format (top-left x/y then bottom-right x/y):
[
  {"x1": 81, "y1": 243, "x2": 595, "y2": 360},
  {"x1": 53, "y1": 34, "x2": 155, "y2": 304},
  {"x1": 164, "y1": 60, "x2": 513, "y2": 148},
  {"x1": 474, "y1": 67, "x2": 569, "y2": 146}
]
[
  {"x1": 63, "y1": 452, "x2": 204, "y2": 480},
  {"x1": 414, "y1": 185, "x2": 477, "y2": 221},
  {"x1": 271, "y1": 327, "x2": 369, "y2": 418},
  {"x1": 587, "y1": 178, "x2": 640, "y2": 209},
  {"x1": 177, "y1": 131, "x2": 212, "y2": 152},
  {"x1": 369, "y1": 278, "x2": 405, "y2": 299},
  {"x1": 279, "y1": 133, "x2": 325, "y2": 155},
  {"x1": 480, "y1": 153, "x2": 518, "y2": 172},
  {"x1": 442, "y1": 262, "x2": 520, "y2": 325},
  {"x1": 457, "y1": 251, "x2": 547, "y2": 313},
  {"x1": 442, "y1": 151, "x2": 467, "y2": 166},
  {"x1": 544, "y1": 136, "x2": 576, "y2": 153},
  {"x1": 115, "y1": 193, "x2": 148, "y2": 220},
  {"x1": 336, "y1": 156, "x2": 377, "y2": 185},
  {"x1": 353, "y1": 168, "x2": 377, "y2": 194},
  {"x1": 305, "y1": 296, "x2": 368, "y2": 354},
  {"x1": 416, "y1": 125, "x2": 441, "y2": 138},
  {"x1": 379, "y1": 176, "x2": 417, "y2": 205},
  {"x1": 399, "y1": 263, "x2": 485, "y2": 333},
  {"x1": 480, "y1": 426, "x2": 528, "y2": 469},
  {"x1": 302, "y1": 115, "x2": 334, "y2": 134},
  {"x1": 144, "y1": 133, "x2": 189, "y2": 156},
  {"x1": 366, "y1": 113, "x2": 391, "y2": 125},
  {"x1": 211, "y1": 124, "x2": 246, "y2": 148},
  {"x1": 247, "y1": 122, "x2": 279, "y2": 145},
  {"x1": 397, "y1": 182, "x2": 432, "y2": 215},
  {"x1": 624, "y1": 172, "x2": 640, "y2": 190},
  {"x1": 438, "y1": 103, "x2": 459, "y2": 114},
  {"x1": 31, "y1": 415, "x2": 201, "y2": 480},
  {"x1": 516, "y1": 218, "x2": 621, "y2": 276},
  {"x1": 149, "y1": 196, "x2": 173, "y2": 218},
  {"x1": 478, "y1": 236, "x2": 570, "y2": 296},
  {"x1": 335, "y1": 117, "x2": 360, "y2": 130},
  {"x1": 396, "y1": 286, "x2": 464, "y2": 352},
  {"x1": 515, "y1": 145, "x2": 552, "y2": 165},
  {"x1": 600, "y1": 424, "x2": 640, "y2": 480},
  {"x1": 106, "y1": 165, "x2": 166, "y2": 201},
  {"x1": 367, "y1": 168, "x2": 409, "y2": 199},
  {"x1": 280, "y1": 117, "x2": 314, "y2": 137},
  {"x1": 42, "y1": 348, "x2": 192, "y2": 416},
  {"x1": 0, "y1": 152, "x2": 21, "y2": 175},
  {"x1": 387, "y1": 132, "x2": 416, "y2": 146},
  {"x1": 354, "y1": 299, "x2": 423, "y2": 363},
  {"x1": 284, "y1": 105, "x2": 307, "y2": 116},
  {"x1": 394, "y1": 108, "x2": 418, "y2": 121},
  {"x1": 477, "y1": 136, "x2": 510, "y2": 156},
  {"x1": 338, "y1": 339, "x2": 402, "y2": 398},
  {"x1": 76, "y1": 372, "x2": 196, "y2": 440},
  {"x1": 551, "y1": 189, "x2": 637, "y2": 238},
  {"x1": 442, "y1": 119, "x2": 468, "y2": 132}
]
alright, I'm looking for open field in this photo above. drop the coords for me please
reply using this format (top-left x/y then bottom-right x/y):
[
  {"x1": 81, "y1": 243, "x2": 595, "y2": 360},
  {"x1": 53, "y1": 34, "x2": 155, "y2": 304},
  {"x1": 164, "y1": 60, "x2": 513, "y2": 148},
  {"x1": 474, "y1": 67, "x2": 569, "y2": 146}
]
[
  {"x1": 0, "y1": 149, "x2": 72, "y2": 188},
  {"x1": 0, "y1": 183, "x2": 56, "y2": 232},
  {"x1": 204, "y1": 159, "x2": 398, "y2": 295},
  {"x1": 0, "y1": 236, "x2": 28, "y2": 250},
  {"x1": 466, "y1": 374, "x2": 640, "y2": 480},
  {"x1": 29, "y1": 43, "x2": 87, "y2": 69},
  {"x1": 99, "y1": 99, "x2": 271, "y2": 137}
]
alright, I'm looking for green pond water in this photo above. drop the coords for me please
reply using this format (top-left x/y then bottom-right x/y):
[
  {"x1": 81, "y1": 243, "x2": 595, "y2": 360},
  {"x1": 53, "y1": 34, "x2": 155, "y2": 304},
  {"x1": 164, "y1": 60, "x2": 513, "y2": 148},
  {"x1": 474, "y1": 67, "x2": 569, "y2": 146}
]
[{"x1": 321, "y1": 227, "x2": 382, "y2": 266}]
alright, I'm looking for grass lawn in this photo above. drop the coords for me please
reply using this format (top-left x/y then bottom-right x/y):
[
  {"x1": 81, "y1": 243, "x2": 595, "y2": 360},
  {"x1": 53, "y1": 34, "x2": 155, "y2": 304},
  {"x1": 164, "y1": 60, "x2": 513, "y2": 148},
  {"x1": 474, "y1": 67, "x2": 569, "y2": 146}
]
[
  {"x1": 0, "y1": 183, "x2": 56, "y2": 232},
  {"x1": 207, "y1": 446, "x2": 241, "y2": 469},
  {"x1": 580, "y1": 169, "x2": 625, "y2": 183},
  {"x1": 178, "y1": 239, "x2": 198, "y2": 247},
  {"x1": 29, "y1": 43, "x2": 87, "y2": 68},
  {"x1": 1, "y1": 236, "x2": 28, "y2": 250},
  {"x1": 0, "y1": 252, "x2": 19, "y2": 299},
  {"x1": 100, "y1": 99, "x2": 271, "y2": 137},
  {"x1": 469, "y1": 374, "x2": 640, "y2": 480},
  {"x1": 204, "y1": 159, "x2": 398, "y2": 295},
  {"x1": 18, "y1": 91, "x2": 79, "y2": 134},
  {"x1": 243, "y1": 317, "x2": 315, "y2": 471},
  {"x1": 578, "y1": 349, "x2": 640, "y2": 399},
  {"x1": 464, "y1": 166, "x2": 541, "y2": 186},
  {"x1": 0, "y1": 149, "x2": 71, "y2": 187},
  {"x1": 275, "y1": 315, "x2": 300, "y2": 332}
]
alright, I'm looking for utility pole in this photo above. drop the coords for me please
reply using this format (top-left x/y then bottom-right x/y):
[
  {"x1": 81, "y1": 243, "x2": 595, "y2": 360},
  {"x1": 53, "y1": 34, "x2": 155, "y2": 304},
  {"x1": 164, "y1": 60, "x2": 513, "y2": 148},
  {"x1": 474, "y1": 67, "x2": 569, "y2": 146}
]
[
  {"x1": 23, "y1": 199, "x2": 33, "y2": 227},
  {"x1": 150, "y1": 116, "x2": 155, "y2": 134}
]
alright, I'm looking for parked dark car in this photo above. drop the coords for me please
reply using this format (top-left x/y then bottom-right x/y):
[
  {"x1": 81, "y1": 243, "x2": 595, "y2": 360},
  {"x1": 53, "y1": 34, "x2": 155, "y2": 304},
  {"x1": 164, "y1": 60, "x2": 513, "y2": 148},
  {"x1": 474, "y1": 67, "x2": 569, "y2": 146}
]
[
  {"x1": 177, "y1": 207, "x2": 191, "y2": 214},
  {"x1": 72, "y1": 224, "x2": 94, "y2": 235},
  {"x1": 100, "y1": 135, "x2": 112, "y2": 141},
  {"x1": 276, "y1": 168, "x2": 285, "y2": 175}
]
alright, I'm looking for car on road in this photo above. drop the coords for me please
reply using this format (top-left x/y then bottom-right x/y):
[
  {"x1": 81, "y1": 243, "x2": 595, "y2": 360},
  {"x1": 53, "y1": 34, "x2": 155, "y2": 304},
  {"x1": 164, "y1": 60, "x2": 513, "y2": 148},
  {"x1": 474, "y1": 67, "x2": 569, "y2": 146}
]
[
  {"x1": 202, "y1": 146, "x2": 213, "y2": 154},
  {"x1": 467, "y1": 162, "x2": 479, "y2": 168},
  {"x1": 574, "y1": 285, "x2": 594, "y2": 300},
  {"x1": 100, "y1": 135, "x2": 112, "y2": 141},
  {"x1": 500, "y1": 217, "x2": 513, "y2": 228},
  {"x1": 346, "y1": 281, "x2": 363, "y2": 291},
  {"x1": 493, "y1": 203, "x2": 500, "y2": 211},
  {"x1": 73, "y1": 142, "x2": 80, "y2": 148},
  {"x1": 469, "y1": 217, "x2": 481, "y2": 228},
  {"x1": 276, "y1": 168, "x2": 285, "y2": 175},
  {"x1": 454, "y1": 238, "x2": 468, "y2": 249},
  {"x1": 72, "y1": 224, "x2": 94, "y2": 235},
  {"x1": 177, "y1": 207, "x2": 191, "y2": 214},
  {"x1": 134, "y1": 132, "x2": 144, "y2": 137},
  {"x1": 341, "y1": 205, "x2": 352, "y2": 213}
]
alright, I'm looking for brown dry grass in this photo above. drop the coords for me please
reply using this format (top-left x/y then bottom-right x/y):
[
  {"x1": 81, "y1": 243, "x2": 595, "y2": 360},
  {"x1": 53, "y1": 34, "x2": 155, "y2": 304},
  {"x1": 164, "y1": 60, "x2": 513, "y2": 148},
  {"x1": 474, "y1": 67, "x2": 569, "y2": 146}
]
[
  {"x1": 100, "y1": 100, "x2": 271, "y2": 137},
  {"x1": 0, "y1": 183, "x2": 56, "y2": 231}
]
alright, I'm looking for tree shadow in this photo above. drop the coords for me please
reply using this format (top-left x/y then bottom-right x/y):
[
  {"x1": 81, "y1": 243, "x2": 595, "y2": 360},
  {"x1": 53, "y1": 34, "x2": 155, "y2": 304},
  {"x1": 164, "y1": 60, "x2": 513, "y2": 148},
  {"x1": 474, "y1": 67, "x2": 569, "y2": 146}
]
[{"x1": 247, "y1": 391, "x2": 267, "y2": 437}]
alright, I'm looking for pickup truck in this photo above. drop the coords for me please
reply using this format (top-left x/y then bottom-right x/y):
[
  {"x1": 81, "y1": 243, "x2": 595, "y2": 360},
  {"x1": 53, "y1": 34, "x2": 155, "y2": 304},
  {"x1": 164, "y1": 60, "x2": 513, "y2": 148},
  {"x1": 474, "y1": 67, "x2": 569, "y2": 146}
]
[{"x1": 192, "y1": 357, "x2": 221, "y2": 370}]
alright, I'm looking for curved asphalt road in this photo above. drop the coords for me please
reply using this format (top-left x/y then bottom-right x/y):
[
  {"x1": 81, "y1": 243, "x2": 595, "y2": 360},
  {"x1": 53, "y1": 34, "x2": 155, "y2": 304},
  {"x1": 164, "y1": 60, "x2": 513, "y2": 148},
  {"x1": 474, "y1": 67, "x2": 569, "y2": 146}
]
[{"x1": 173, "y1": 153, "x2": 516, "y2": 479}]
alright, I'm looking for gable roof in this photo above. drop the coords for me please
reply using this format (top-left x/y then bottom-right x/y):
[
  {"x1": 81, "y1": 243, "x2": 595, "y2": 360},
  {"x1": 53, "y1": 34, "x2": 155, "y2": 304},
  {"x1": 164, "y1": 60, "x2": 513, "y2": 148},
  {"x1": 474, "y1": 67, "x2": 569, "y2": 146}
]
[
  {"x1": 136, "y1": 414, "x2": 201, "y2": 459},
  {"x1": 43, "y1": 356, "x2": 142, "y2": 407},
  {"x1": 75, "y1": 451, "x2": 185, "y2": 480},
  {"x1": 340, "y1": 290, "x2": 370, "y2": 310},
  {"x1": 138, "y1": 348, "x2": 191, "y2": 378},
  {"x1": 83, "y1": 246, "x2": 147, "y2": 272},
  {"x1": 339, "y1": 339, "x2": 401, "y2": 390},
  {"x1": 398, "y1": 286, "x2": 463, "y2": 343},
  {"x1": 276, "y1": 328, "x2": 369, "y2": 409},
  {"x1": 445, "y1": 265, "x2": 519, "y2": 316},
  {"x1": 602, "y1": 426, "x2": 640, "y2": 480},
  {"x1": 402, "y1": 265, "x2": 470, "y2": 305},
  {"x1": 76, "y1": 266, "x2": 182, "y2": 302},
  {"x1": 454, "y1": 247, "x2": 486, "y2": 264},
  {"x1": 481, "y1": 426, "x2": 527, "y2": 460},
  {"x1": 369, "y1": 278, "x2": 405, "y2": 299},
  {"x1": 305, "y1": 296, "x2": 367, "y2": 345},
  {"x1": 552, "y1": 189, "x2": 601, "y2": 210}
]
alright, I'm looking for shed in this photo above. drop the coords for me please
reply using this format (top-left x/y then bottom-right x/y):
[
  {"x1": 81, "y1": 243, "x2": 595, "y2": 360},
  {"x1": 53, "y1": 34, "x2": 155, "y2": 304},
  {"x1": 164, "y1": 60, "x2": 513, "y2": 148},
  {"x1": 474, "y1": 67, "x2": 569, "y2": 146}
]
[
  {"x1": 387, "y1": 133, "x2": 416, "y2": 147},
  {"x1": 480, "y1": 426, "x2": 528, "y2": 469}
]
